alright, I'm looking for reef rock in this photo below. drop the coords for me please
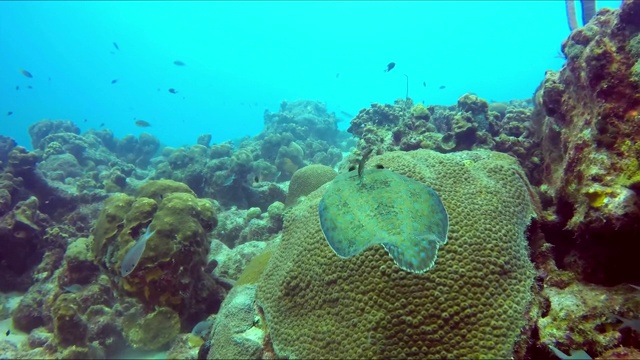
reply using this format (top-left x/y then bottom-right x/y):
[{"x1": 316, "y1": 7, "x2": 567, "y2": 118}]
[{"x1": 532, "y1": 0, "x2": 640, "y2": 283}]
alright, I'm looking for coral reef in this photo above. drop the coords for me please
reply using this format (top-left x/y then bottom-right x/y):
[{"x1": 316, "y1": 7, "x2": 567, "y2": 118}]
[
  {"x1": 5, "y1": 7, "x2": 640, "y2": 353},
  {"x1": 92, "y1": 180, "x2": 223, "y2": 324},
  {"x1": 122, "y1": 306, "x2": 181, "y2": 350},
  {"x1": 285, "y1": 164, "x2": 337, "y2": 206},
  {"x1": 346, "y1": 96, "x2": 541, "y2": 182},
  {"x1": 211, "y1": 202, "x2": 284, "y2": 248},
  {"x1": 531, "y1": 0, "x2": 640, "y2": 284},
  {"x1": 255, "y1": 149, "x2": 538, "y2": 358},
  {"x1": 208, "y1": 284, "x2": 268, "y2": 359}
]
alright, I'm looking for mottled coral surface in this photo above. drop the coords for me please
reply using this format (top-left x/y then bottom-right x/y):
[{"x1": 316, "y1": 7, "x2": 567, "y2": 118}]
[{"x1": 256, "y1": 149, "x2": 537, "y2": 358}]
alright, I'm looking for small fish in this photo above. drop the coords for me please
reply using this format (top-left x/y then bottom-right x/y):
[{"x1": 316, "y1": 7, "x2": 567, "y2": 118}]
[
  {"x1": 7, "y1": 111, "x2": 13, "y2": 116},
  {"x1": 113, "y1": 42, "x2": 119, "y2": 50},
  {"x1": 548, "y1": 345, "x2": 592, "y2": 360},
  {"x1": 336, "y1": 73, "x2": 340, "y2": 78},
  {"x1": 222, "y1": 174, "x2": 236, "y2": 186},
  {"x1": 5, "y1": 330, "x2": 9, "y2": 336},
  {"x1": 339, "y1": 111, "x2": 354, "y2": 118},
  {"x1": 27, "y1": 85, "x2": 32, "y2": 89},
  {"x1": 120, "y1": 223, "x2": 156, "y2": 277},
  {"x1": 629, "y1": 284, "x2": 640, "y2": 291},
  {"x1": 111, "y1": 79, "x2": 118, "y2": 84},
  {"x1": 173, "y1": 60, "x2": 186, "y2": 66},
  {"x1": 83, "y1": 118, "x2": 87, "y2": 122},
  {"x1": 439, "y1": 85, "x2": 446, "y2": 89},
  {"x1": 254, "y1": 175, "x2": 260, "y2": 183},
  {"x1": 63, "y1": 284, "x2": 83, "y2": 293},
  {"x1": 191, "y1": 320, "x2": 213, "y2": 338},
  {"x1": 15, "y1": 86, "x2": 19, "y2": 90},
  {"x1": 613, "y1": 314, "x2": 640, "y2": 332},
  {"x1": 19, "y1": 69, "x2": 33, "y2": 78},
  {"x1": 168, "y1": 88, "x2": 178, "y2": 94},
  {"x1": 14, "y1": 230, "x2": 27, "y2": 238},
  {"x1": 135, "y1": 119, "x2": 151, "y2": 127},
  {"x1": 423, "y1": 81, "x2": 426, "y2": 87},
  {"x1": 384, "y1": 62, "x2": 395, "y2": 72},
  {"x1": 99, "y1": 122, "x2": 105, "y2": 127}
]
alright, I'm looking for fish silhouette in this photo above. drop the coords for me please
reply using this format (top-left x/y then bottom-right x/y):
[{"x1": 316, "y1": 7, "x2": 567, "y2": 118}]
[{"x1": 384, "y1": 62, "x2": 395, "y2": 72}]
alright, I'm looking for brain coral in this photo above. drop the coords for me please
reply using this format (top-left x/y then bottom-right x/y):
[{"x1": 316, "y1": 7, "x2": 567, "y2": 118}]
[
  {"x1": 285, "y1": 164, "x2": 337, "y2": 206},
  {"x1": 256, "y1": 149, "x2": 536, "y2": 359}
]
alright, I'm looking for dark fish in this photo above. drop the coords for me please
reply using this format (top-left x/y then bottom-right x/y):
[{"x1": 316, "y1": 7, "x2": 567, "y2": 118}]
[
  {"x1": 173, "y1": 60, "x2": 186, "y2": 66},
  {"x1": 7, "y1": 111, "x2": 12, "y2": 116},
  {"x1": 254, "y1": 175, "x2": 260, "y2": 183},
  {"x1": 99, "y1": 122, "x2": 105, "y2": 127},
  {"x1": 384, "y1": 62, "x2": 395, "y2": 72},
  {"x1": 336, "y1": 73, "x2": 340, "y2": 78},
  {"x1": 439, "y1": 85, "x2": 446, "y2": 89},
  {"x1": 339, "y1": 111, "x2": 354, "y2": 118},
  {"x1": 5, "y1": 330, "x2": 9, "y2": 336},
  {"x1": 135, "y1": 120, "x2": 151, "y2": 127},
  {"x1": 168, "y1": 88, "x2": 177, "y2": 94},
  {"x1": 423, "y1": 81, "x2": 426, "y2": 87},
  {"x1": 113, "y1": 42, "x2": 119, "y2": 50},
  {"x1": 15, "y1": 86, "x2": 19, "y2": 90},
  {"x1": 111, "y1": 79, "x2": 118, "y2": 84},
  {"x1": 83, "y1": 119, "x2": 87, "y2": 122},
  {"x1": 20, "y1": 69, "x2": 33, "y2": 78},
  {"x1": 192, "y1": 320, "x2": 213, "y2": 338},
  {"x1": 27, "y1": 85, "x2": 32, "y2": 89}
]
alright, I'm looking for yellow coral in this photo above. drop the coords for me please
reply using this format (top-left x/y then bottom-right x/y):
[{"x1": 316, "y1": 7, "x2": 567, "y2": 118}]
[{"x1": 584, "y1": 188, "x2": 612, "y2": 208}]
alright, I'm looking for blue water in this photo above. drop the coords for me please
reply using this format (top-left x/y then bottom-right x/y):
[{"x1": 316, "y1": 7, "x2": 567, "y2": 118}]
[{"x1": 0, "y1": 0, "x2": 622, "y2": 149}]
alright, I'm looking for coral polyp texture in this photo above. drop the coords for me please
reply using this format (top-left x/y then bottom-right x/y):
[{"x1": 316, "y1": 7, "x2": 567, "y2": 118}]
[
  {"x1": 255, "y1": 149, "x2": 537, "y2": 359},
  {"x1": 285, "y1": 164, "x2": 337, "y2": 206}
]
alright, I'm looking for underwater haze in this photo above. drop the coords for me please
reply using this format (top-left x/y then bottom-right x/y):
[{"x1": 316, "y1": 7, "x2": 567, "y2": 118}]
[{"x1": 0, "y1": 0, "x2": 621, "y2": 149}]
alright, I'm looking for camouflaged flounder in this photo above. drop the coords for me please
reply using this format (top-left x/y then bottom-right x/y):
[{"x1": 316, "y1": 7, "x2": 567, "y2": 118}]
[{"x1": 318, "y1": 168, "x2": 449, "y2": 273}]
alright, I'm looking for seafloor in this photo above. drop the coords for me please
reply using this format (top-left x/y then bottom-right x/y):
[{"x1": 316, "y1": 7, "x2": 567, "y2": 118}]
[{"x1": 2, "y1": 1, "x2": 640, "y2": 359}]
